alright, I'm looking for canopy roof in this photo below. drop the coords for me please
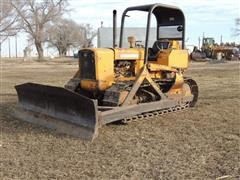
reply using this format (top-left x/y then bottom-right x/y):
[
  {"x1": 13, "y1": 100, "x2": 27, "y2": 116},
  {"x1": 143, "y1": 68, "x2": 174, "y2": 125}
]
[{"x1": 124, "y1": 3, "x2": 185, "y2": 26}]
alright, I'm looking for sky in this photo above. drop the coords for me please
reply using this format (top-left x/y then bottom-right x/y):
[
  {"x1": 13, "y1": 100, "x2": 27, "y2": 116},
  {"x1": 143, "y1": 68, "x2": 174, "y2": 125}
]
[
  {"x1": 1, "y1": 0, "x2": 240, "y2": 57},
  {"x1": 67, "y1": 0, "x2": 240, "y2": 44}
]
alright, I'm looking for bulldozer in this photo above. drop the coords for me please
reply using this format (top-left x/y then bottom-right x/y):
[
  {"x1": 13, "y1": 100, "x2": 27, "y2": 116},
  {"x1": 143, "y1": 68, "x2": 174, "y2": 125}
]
[{"x1": 15, "y1": 3, "x2": 198, "y2": 140}]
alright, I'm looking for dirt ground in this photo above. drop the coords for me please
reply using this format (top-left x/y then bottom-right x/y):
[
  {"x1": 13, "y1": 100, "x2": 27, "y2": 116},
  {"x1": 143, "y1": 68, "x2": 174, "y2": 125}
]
[{"x1": 0, "y1": 58, "x2": 239, "y2": 179}]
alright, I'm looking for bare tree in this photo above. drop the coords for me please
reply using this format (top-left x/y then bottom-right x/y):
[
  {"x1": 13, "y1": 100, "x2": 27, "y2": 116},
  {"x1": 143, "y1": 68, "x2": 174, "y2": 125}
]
[
  {"x1": 47, "y1": 19, "x2": 96, "y2": 56},
  {"x1": 47, "y1": 18, "x2": 84, "y2": 56},
  {"x1": 10, "y1": 0, "x2": 68, "y2": 60},
  {"x1": 81, "y1": 24, "x2": 97, "y2": 48},
  {"x1": 0, "y1": 1, "x2": 20, "y2": 43},
  {"x1": 233, "y1": 18, "x2": 240, "y2": 37}
]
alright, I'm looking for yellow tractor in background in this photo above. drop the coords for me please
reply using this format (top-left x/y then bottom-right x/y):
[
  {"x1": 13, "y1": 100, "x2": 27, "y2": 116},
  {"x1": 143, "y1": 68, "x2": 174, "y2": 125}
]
[
  {"x1": 201, "y1": 37, "x2": 215, "y2": 58},
  {"x1": 15, "y1": 3, "x2": 198, "y2": 140}
]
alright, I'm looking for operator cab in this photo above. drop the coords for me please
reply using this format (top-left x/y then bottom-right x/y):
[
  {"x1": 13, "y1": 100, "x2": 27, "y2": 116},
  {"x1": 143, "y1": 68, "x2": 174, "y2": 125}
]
[{"x1": 119, "y1": 3, "x2": 185, "y2": 63}]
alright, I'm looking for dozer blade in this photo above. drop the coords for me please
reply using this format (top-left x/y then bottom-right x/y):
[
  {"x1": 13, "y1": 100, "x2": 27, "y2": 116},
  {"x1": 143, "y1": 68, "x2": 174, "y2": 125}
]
[{"x1": 15, "y1": 83, "x2": 98, "y2": 140}]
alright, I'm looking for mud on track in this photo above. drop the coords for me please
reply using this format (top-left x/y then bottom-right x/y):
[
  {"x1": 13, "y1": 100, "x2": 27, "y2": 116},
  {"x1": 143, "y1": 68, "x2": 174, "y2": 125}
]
[{"x1": 0, "y1": 58, "x2": 239, "y2": 179}]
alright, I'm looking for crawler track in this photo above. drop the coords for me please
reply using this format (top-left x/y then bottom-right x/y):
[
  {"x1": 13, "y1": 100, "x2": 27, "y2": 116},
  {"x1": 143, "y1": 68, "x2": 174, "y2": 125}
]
[
  {"x1": 122, "y1": 103, "x2": 190, "y2": 124},
  {"x1": 121, "y1": 78, "x2": 198, "y2": 123}
]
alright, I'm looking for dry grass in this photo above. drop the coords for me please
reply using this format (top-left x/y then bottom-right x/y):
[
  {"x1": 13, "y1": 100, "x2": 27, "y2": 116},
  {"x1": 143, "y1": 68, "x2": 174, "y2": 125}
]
[{"x1": 0, "y1": 58, "x2": 239, "y2": 179}]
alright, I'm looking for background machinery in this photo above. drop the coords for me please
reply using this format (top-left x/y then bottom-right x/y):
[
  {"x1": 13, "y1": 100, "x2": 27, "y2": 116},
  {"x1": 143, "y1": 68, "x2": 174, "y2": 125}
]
[
  {"x1": 191, "y1": 37, "x2": 239, "y2": 60},
  {"x1": 15, "y1": 4, "x2": 198, "y2": 140}
]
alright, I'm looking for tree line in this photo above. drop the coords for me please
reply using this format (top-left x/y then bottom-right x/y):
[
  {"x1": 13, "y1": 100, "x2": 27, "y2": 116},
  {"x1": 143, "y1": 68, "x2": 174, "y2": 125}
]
[{"x1": 0, "y1": 0, "x2": 96, "y2": 60}]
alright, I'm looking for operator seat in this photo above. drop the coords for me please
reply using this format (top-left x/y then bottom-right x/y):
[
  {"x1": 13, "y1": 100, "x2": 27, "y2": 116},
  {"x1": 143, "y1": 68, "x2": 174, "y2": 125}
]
[
  {"x1": 148, "y1": 40, "x2": 170, "y2": 60},
  {"x1": 152, "y1": 41, "x2": 170, "y2": 54}
]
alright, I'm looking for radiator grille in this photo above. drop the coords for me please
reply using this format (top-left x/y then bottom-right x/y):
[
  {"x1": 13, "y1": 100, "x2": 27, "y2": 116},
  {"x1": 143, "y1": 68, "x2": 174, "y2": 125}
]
[{"x1": 78, "y1": 50, "x2": 96, "y2": 79}]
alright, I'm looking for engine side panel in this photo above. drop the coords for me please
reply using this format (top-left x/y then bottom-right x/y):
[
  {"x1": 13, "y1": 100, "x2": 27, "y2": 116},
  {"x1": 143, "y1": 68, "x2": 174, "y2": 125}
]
[{"x1": 157, "y1": 49, "x2": 189, "y2": 69}]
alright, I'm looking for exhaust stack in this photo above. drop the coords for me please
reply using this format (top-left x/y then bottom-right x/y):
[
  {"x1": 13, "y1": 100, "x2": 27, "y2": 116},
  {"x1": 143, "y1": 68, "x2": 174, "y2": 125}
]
[{"x1": 113, "y1": 10, "x2": 117, "y2": 48}]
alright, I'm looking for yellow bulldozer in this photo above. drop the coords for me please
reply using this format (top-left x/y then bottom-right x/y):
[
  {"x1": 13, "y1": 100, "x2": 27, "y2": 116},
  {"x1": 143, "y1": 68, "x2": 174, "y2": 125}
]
[{"x1": 15, "y1": 3, "x2": 198, "y2": 140}]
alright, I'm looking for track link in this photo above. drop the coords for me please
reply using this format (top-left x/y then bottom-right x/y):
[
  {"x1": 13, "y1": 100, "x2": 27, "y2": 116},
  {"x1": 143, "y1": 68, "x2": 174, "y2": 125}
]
[{"x1": 122, "y1": 102, "x2": 190, "y2": 124}]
